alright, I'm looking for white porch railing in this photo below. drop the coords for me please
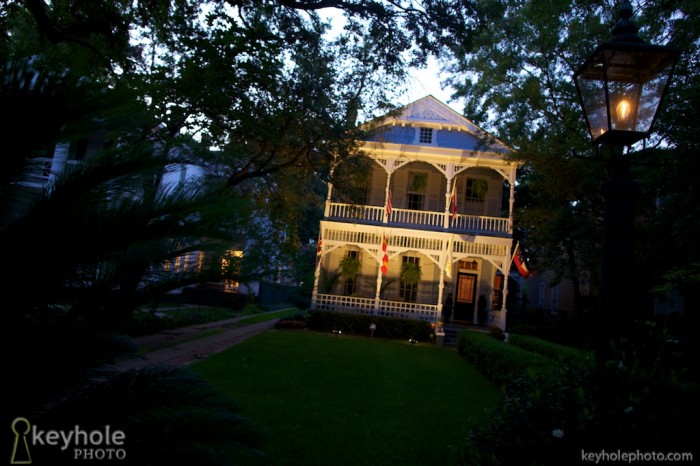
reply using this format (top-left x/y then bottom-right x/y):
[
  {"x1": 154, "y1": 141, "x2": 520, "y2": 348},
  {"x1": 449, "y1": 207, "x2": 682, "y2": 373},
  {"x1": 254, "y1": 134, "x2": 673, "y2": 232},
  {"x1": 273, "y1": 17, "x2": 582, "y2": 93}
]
[
  {"x1": 326, "y1": 201, "x2": 510, "y2": 235},
  {"x1": 313, "y1": 293, "x2": 438, "y2": 323},
  {"x1": 391, "y1": 208, "x2": 444, "y2": 229},
  {"x1": 450, "y1": 214, "x2": 510, "y2": 234},
  {"x1": 327, "y1": 203, "x2": 384, "y2": 223}
]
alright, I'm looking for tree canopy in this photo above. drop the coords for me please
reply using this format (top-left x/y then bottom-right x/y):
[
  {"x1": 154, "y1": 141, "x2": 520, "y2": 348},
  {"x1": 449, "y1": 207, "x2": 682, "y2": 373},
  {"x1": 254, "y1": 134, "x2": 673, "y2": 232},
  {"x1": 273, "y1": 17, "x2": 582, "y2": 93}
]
[
  {"x1": 1, "y1": 0, "x2": 486, "y2": 323},
  {"x1": 443, "y1": 0, "x2": 700, "y2": 319},
  {"x1": 2, "y1": 0, "x2": 489, "y2": 435}
]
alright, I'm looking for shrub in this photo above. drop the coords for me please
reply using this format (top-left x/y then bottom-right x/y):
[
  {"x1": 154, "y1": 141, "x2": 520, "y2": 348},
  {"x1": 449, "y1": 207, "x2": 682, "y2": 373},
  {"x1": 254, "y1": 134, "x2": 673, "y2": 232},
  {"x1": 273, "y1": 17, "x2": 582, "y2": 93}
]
[
  {"x1": 305, "y1": 310, "x2": 433, "y2": 341},
  {"x1": 458, "y1": 323, "x2": 699, "y2": 466},
  {"x1": 35, "y1": 366, "x2": 264, "y2": 465},
  {"x1": 488, "y1": 324, "x2": 505, "y2": 341},
  {"x1": 508, "y1": 334, "x2": 593, "y2": 367},
  {"x1": 275, "y1": 319, "x2": 307, "y2": 330},
  {"x1": 275, "y1": 309, "x2": 308, "y2": 330},
  {"x1": 457, "y1": 331, "x2": 557, "y2": 387}
]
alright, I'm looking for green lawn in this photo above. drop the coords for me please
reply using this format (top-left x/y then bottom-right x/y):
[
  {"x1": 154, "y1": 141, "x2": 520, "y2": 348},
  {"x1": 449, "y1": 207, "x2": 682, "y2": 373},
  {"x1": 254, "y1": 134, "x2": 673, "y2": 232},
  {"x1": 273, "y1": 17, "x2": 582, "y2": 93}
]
[{"x1": 193, "y1": 330, "x2": 501, "y2": 466}]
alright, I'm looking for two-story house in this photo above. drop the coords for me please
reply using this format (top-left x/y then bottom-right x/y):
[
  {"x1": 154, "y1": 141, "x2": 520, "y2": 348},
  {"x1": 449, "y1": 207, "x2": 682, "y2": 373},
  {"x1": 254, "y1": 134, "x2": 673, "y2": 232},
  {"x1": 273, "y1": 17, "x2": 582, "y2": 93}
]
[{"x1": 311, "y1": 96, "x2": 518, "y2": 330}]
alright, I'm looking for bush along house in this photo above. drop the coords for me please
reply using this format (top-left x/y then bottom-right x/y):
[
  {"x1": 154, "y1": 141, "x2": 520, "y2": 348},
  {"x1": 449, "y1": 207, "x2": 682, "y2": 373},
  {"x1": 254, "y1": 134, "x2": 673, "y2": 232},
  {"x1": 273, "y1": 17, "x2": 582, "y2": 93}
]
[{"x1": 311, "y1": 96, "x2": 518, "y2": 330}]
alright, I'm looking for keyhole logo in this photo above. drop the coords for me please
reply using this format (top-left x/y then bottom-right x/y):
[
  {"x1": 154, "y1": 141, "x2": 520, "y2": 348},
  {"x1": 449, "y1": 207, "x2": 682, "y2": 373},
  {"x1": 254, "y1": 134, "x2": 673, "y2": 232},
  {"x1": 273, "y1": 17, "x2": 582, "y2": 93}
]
[{"x1": 10, "y1": 417, "x2": 32, "y2": 464}]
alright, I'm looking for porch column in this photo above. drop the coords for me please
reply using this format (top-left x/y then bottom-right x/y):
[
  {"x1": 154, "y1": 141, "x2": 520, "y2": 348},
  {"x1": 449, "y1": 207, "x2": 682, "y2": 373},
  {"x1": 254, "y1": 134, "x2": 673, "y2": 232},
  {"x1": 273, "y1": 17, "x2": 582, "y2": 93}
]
[
  {"x1": 383, "y1": 171, "x2": 392, "y2": 224},
  {"x1": 324, "y1": 181, "x2": 333, "y2": 218},
  {"x1": 374, "y1": 264, "x2": 383, "y2": 309},
  {"x1": 375, "y1": 230, "x2": 384, "y2": 307},
  {"x1": 437, "y1": 264, "x2": 445, "y2": 321},
  {"x1": 508, "y1": 168, "x2": 516, "y2": 233},
  {"x1": 443, "y1": 176, "x2": 455, "y2": 229},
  {"x1": 493, "y1": 252, "x2": 510, "y2": 331},
  {"x1": 311, "y1": 248, "x2": 323, "y2": 309}
]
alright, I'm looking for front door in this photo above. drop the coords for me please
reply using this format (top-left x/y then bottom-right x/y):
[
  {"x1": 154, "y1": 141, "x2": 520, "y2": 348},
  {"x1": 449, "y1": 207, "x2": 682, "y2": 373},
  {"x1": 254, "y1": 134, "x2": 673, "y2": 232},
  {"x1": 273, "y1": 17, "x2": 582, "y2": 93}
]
[{"x1": 454, "y1": 273, "x2": 477, "y2": 322}]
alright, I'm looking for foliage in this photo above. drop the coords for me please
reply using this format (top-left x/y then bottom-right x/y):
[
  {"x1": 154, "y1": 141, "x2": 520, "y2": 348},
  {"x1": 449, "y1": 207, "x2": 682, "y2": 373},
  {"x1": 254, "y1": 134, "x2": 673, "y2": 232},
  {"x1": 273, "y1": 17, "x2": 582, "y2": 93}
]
[
  {"x1": 456, "y1": 331, "x2": 558, "y2": 388},
  {"x1": 400, "y1": 261, "x2": 422, "y2": 285},
  {"x1": 458, "y1": 322, "x2": 699, "y2": 466},
  {"x1": 470, "y1": 178, "x2": 489, "y2": 199},
  {"x1": 33, "y1": 366, "x2": 264, "y2": 466},
  {"x1": 0, "y1": 1, "x2": 487, "y2": 463},
  {"x1": 408, "y1": 171, "x2": 428, "y2": 192},
  {"x1": 319, "y1": 268, "x2": 341, "y2": 294},
  {"x1": 305, "y1": 310, "x2": 433, "y2": 341},
  {"x1": 126, "y1": 306, "x2": 242, "y2": 336},
  {"x1": 444, "y1": 0, "x2": 700, "y2": 321},
  {"x1": 507, "y1": 333, "x2": 593, "y2": 367},
  {"x1": 339, "y1": 255, "x2": 362, "y2": 279},
  {"x1": 488, "y1": 324, "x2": 506, "y2": 341}
]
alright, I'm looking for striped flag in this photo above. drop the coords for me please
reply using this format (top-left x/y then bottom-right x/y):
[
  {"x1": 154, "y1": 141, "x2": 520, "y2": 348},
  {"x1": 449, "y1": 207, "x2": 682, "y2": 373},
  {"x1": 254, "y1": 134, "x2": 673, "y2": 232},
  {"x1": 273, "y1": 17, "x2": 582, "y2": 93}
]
[
  {"x1": 381, "y1": 233, "x2": 389, "y2": 274},
  {"x1": 512, "y1": 241, "x2": 532, "y2": 278},
  {"x1": 449, "y1": 180, "x2": 457, "y2": 220}
]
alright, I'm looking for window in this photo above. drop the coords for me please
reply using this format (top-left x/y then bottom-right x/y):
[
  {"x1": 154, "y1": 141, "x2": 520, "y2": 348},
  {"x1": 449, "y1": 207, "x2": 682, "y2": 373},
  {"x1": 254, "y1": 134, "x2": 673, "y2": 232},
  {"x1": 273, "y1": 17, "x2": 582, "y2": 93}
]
[
  {"x1": 407, "y1": 172, "x2": 427, "y2": 210},
  {"x1": 459, "y1": 260, "x2": 479, "y2": 271},
  {"x1": 465, "y1": 178, "x2": 488, "y2": 201},
  {"x1": 419, "y1": 127, "x2": 433, "y2": 144},
  {"x1": 538, "y1": 283, "x2": 545, "y2": 308},
  {"x1": 551, "y1": 285, "x2": 559, "y2": 314},
  {"x1": 343, "y1": 251, "x2": 360, "y2": 296},
  {"x1": 399, "y1": 256, "x2": 419, "y2": 302}
]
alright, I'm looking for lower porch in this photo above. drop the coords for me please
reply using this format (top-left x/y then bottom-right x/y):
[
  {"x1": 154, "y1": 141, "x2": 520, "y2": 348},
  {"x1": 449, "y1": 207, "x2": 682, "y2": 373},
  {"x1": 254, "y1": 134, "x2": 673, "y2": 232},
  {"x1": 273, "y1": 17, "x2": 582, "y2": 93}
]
[{"x1": 312, "y1": 293, "x2": 439, "y2": 323}]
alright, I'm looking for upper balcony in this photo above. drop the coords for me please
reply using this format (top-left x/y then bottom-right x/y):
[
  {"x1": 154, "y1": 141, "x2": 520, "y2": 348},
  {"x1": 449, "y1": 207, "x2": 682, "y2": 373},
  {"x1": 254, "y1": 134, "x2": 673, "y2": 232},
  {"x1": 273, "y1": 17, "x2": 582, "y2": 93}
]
[
  {"x1": 326, "y1": 202, "x2": 511, "y2": 237},
  {"x1": 327, "y1": 160, "x2": 514, "y2": 238}
]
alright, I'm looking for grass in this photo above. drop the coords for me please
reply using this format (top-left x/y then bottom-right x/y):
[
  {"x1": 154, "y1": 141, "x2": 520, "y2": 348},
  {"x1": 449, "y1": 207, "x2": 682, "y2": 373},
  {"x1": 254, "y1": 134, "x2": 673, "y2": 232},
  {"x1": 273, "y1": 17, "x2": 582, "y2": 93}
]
[
  {"x1": 127, "y1": 303, "x2": 288, "y2": 335},
  {"x1": 234, "y1": 308, "x2": 299, "y2": 326},
  {"x1": 193, "y1": 330, "x2": 501, "y2": 466}
]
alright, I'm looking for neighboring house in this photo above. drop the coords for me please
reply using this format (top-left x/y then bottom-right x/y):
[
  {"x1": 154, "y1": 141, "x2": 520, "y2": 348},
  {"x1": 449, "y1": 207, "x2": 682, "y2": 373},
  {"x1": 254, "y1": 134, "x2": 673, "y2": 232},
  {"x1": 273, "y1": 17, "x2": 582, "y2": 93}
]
[
  {"x1": 311, "y1": 96, "x2": 518, "y2": 329},
  {"x1": 511, "y1": 269, "x2": 595, "y2": 328},
  {"x1": 517, "y1": 271, "x2": 574, "y2": 325},
  {"x1": 21, "y1": 134, "x2": 218, "y2": 287}
]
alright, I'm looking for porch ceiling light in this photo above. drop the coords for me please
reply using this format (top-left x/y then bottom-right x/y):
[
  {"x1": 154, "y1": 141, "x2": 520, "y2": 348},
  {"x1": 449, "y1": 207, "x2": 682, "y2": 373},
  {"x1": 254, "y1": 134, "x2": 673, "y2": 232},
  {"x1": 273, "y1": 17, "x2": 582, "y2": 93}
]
[{"x1": 573, "y1": 1, "x2": 679, "y2": 146}]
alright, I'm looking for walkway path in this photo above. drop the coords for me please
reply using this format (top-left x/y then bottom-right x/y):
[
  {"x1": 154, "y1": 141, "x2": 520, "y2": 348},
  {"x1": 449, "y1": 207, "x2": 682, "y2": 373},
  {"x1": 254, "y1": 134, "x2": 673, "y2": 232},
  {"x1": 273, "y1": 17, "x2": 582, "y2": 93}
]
[{"x1": 113, "y1": 311, "x2": 284, "y2": 371}]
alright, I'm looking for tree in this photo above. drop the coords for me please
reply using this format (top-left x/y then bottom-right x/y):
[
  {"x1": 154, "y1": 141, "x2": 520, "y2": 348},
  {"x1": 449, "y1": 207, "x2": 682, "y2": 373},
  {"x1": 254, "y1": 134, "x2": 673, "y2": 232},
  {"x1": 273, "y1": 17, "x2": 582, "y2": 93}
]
[
  {"x1": 2, "y1": 1, "x2": 489, "y2": 446},
  {"x1": 443, "y1": 0, "x2": 700, "y2": 330}
]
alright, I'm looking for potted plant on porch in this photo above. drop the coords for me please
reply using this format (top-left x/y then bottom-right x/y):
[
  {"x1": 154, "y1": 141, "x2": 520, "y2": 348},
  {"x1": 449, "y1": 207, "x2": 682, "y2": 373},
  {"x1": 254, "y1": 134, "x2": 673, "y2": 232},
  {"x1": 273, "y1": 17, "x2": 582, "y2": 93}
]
[
  {"x1": 400, "y1": 261, "x2": 422, "y2": 285},
  {"x1": 339, "y1": 255, "x2": 362, "y2": 280}
]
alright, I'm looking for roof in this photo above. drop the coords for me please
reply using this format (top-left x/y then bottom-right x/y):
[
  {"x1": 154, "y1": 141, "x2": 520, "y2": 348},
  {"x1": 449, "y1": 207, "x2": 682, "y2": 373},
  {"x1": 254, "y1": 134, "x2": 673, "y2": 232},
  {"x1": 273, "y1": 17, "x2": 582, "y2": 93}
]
[{"x1": 364, "y1": 95, "x2": 513, "y2": 155}]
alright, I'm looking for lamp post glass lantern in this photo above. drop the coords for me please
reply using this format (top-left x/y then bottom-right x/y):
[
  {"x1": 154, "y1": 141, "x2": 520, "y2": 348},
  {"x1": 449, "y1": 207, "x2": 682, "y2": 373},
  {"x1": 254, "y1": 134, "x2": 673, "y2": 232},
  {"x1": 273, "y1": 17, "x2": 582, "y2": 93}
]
[
  {"x1": 574, "y1": 2, "x2": 679, "y2": 146},
  {"x1": 573, "y1": 2, "x2": 678, "y2": 345}
]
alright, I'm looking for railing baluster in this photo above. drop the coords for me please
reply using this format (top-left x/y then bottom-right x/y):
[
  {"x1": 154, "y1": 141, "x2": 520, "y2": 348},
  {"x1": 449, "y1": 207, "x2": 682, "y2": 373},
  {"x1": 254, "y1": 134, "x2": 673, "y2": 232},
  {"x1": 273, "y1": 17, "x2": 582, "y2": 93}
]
[{"x1": 327, "y1": 202, "x2": 509, "y2": 234}]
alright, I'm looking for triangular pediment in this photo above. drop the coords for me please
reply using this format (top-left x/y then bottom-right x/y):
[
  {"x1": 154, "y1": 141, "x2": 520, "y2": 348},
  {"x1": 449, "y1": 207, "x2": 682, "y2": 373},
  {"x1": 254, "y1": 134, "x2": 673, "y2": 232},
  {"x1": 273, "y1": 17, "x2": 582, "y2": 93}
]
[
  {"x1": 367, "y1": 95, "x2": 511, "y2": 154},
  {"x1": 393, "y1": 96, "x2": 481, "y2": 133}
]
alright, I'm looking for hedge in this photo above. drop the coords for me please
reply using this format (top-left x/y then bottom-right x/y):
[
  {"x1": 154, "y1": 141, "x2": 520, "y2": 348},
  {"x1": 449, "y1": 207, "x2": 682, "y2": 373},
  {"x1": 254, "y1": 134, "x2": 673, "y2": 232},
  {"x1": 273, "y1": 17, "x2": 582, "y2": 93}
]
[
  {"x1": 507, "y1": 334, "x2": 593, "y2": 368},
  {"x1": 305, "y1": 310, "x2": 434, "y2": 341},
  {"x1": 457, "y1": 331, "x2": 558, "y2": 387}
]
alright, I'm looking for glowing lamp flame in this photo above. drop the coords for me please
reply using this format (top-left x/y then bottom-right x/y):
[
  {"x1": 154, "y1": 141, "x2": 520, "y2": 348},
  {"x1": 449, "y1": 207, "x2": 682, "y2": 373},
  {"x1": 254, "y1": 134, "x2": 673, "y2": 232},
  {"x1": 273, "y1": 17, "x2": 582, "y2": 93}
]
[{"x1": 616, "y1": 99, "x2": 632, "y2": 122}]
